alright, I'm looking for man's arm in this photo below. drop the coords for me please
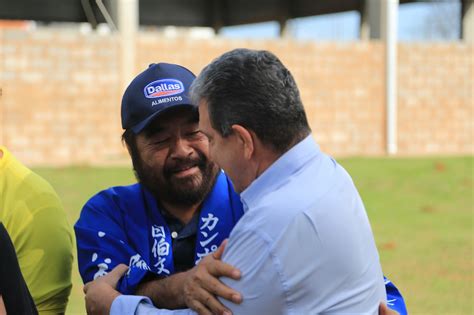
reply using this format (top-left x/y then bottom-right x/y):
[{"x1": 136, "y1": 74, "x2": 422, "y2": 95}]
[
  {"x1": 135, "y1": 240, "x2": 242, "y2": 314},
  {"x1": 85, "y1": 255, "x2": 397, "y2": 315},
  {"x1": 84, "y1": 265, "x2": 196, "y2": 315},
  {"x1": 135, "y1": 272, "x2": 188, "y2": 308}
]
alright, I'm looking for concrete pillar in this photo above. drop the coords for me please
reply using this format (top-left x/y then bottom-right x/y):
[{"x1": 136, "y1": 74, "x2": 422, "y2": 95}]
[
  {"x1": 462, "y1": 0, "x2": 474, "y2": 42},
  {"x1": 360, "y1": 0, "x2": 383, "y2": 40},
  {"x1": 111, "y1": 0, "x2": 139, "y2": 89},
  {"x1": 381, "y1": 0, "x2": 399, "y2": 155}
]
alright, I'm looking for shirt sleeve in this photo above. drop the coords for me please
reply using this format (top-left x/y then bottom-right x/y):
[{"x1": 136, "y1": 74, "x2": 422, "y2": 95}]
[
  {"x1": 219, "y1": 228, "x2": 286, "y2": 315},
  {"x1": 111, "y1": 296, "x2": 197, "y2": 315},
  {"x1": 74, "y1": 191, "x2": 151, "y2": 294}
]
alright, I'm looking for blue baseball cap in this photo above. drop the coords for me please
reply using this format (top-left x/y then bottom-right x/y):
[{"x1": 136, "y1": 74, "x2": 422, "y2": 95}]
[{"x1": 121, "y1": 63, "x2": 197, "y2": 134}]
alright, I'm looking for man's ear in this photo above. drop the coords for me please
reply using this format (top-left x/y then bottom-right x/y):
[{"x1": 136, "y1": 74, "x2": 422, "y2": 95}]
[{"x1": 231, "y1": 124, "x2": 254, "y2": 160}]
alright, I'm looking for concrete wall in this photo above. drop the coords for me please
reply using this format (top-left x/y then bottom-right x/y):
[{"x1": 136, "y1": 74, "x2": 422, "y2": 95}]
[{"x1": 0, "y1": 29, "x2": 472, "y2": 166}]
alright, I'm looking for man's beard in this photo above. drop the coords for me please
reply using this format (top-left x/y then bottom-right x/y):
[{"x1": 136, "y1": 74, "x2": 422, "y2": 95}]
[{"x1": 133, "y1": 151, "x2": 219, "y2": 207}]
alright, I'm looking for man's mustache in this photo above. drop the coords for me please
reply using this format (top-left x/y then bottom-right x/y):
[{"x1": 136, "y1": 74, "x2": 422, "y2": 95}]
[{"x1": 163, "y1": 155, "x2": 207, "y2": 177}]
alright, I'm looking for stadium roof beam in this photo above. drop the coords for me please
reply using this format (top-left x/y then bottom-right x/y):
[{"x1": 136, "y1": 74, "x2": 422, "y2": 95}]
[
  {"x1": 0, "y1": 0, "x2": 419, "y2": 30},
  {"x1": 7, "y1": 1, "x2": 472, "y2": 41}
]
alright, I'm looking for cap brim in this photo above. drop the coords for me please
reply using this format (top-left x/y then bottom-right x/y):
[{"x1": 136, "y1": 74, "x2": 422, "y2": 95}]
[{"x1": 131, "y1": 103, "x2": 197, "y2": 134}]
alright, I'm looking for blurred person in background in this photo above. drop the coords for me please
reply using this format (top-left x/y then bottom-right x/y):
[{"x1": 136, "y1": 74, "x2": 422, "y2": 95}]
[{"x1": 0, "y1": 146, "x2": 73, "y2": 314}]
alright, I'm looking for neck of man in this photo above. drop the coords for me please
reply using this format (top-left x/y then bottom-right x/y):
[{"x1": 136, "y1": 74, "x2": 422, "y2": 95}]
[
  {"x1": 251, "y1": 136, "x2": 286, "y2": 181},
  {"x1": 159, "y1": 199, "x2": 202, "y2": 225},
  {"x1": 237, "y1": 142, "x2": 281, "y2": 193},
  {"x1": 255, "y1": 151, "x2": 280, "y2": 179},
  {"x1": 255, "y1": 133, "x2": 309, "y2": 178}
]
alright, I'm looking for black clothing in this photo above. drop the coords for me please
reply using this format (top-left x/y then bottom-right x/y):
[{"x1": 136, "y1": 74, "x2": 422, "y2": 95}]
[{"x1": 0, "y1": 222, "x2": 38, "y2": 315}]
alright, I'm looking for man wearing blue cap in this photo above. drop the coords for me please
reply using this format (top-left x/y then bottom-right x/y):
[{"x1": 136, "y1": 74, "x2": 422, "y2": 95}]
[
  {"x1": 76, "y1": 62, "x2": 244, "y2": 314},
  {"x1": 77, "y1": 61, "x2": 406, "y2": 315}
]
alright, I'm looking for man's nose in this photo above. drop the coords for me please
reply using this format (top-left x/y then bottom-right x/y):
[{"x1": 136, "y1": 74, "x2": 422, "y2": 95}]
[{"x1": 169, "y1": 138, "x2": 193, "y2": 158}]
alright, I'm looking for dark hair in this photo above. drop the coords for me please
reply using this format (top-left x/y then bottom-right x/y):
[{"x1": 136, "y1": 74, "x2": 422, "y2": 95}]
[{"x1": 190, "y1": 48, "x2": 311, "y2": 153}]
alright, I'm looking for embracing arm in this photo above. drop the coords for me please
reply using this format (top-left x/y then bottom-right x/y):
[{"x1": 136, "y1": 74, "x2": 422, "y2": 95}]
[
  {"x1": 136, "y1": 240, "x2": 242, "y2": 315},
  {"x1": 135, "y1": 271, "x2": 188, "y2": 309},
  {"x1": 85, "y1": 242, "x2": 240, "y2": 315},
  {"x1": 85, "y1": 265, "x2": 399, "y2": 315},
  {"x1": 83, "y1": 264, "x2": 188, "y2": 315}
]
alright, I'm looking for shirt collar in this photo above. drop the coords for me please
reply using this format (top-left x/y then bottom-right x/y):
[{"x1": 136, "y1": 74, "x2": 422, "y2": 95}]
[
  {"x1": 160, "y1": 209, "x2": 200, "y2": 239},
  {"x1": 240, "y1": 135, "x2": 320, "y2": 212}
]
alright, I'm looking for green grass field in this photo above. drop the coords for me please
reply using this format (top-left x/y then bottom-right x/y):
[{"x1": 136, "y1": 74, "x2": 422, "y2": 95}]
[{"x1": 33, "y1": 156, "x2": 473, "y2": 315}]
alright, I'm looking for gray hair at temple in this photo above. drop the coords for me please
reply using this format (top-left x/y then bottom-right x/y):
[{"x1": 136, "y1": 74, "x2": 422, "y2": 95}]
[{"x1": 190, "y1": 48, "x2": 311, "y2": 153}]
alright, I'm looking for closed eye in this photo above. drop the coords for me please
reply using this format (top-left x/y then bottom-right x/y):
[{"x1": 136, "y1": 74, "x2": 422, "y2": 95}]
[
  {"x1": 186, "y1": 130, "x2": 204, "y2": 139},
  {"x1": 151, "y1": 138, "x2": 170, "y2": 146}
]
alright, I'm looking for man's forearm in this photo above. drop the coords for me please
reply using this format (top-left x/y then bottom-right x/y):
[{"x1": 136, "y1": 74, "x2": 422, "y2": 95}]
[{"x1": 135, "y1": 271, "x2": 190, "y2": 309}]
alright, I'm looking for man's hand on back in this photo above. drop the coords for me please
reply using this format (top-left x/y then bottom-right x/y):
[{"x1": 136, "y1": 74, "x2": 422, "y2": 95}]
[{"x1": 183, "y1": 240, "x2": 242, "y2": 315}]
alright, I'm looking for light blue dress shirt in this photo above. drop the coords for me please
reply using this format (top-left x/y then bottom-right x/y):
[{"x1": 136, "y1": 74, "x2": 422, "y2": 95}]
[{"x1": 111, "y1": 135, "x2": 386, "y2": 314}]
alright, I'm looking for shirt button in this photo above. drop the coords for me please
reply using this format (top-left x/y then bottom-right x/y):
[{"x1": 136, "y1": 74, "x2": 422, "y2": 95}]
[{"x1": 171, "y1": 231, "x2": 178, "y2": 239}]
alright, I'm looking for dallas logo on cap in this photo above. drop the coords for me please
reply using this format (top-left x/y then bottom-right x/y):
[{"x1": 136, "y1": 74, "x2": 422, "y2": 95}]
[{"x1": 144, "y1": 79, "x2": 184, "y2": 99}]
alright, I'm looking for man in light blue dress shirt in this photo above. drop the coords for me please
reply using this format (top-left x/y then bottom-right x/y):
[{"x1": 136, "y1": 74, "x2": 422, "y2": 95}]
[{"x1": 88, "y1": 49, "x2": 399, "y2": 315}]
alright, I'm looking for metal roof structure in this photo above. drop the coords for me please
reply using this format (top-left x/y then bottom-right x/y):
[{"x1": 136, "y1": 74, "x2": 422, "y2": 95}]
[
  {"x1": 2, "y1": 0, "x2": 471, "y2": 41},
  {"x1": 0, "y1": 0, "x2": 419, "y2": 30}
]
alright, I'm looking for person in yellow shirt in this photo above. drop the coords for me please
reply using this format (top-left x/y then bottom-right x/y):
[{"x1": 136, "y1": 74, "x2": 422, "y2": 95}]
[{"x1": 0, "y1": 146, "x2": 73, "y2": 314}]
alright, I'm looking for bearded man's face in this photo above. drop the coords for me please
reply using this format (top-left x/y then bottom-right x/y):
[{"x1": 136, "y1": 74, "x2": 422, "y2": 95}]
[{"x1": 131, "y1": 107, "x2": 219, "y2": 206}]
